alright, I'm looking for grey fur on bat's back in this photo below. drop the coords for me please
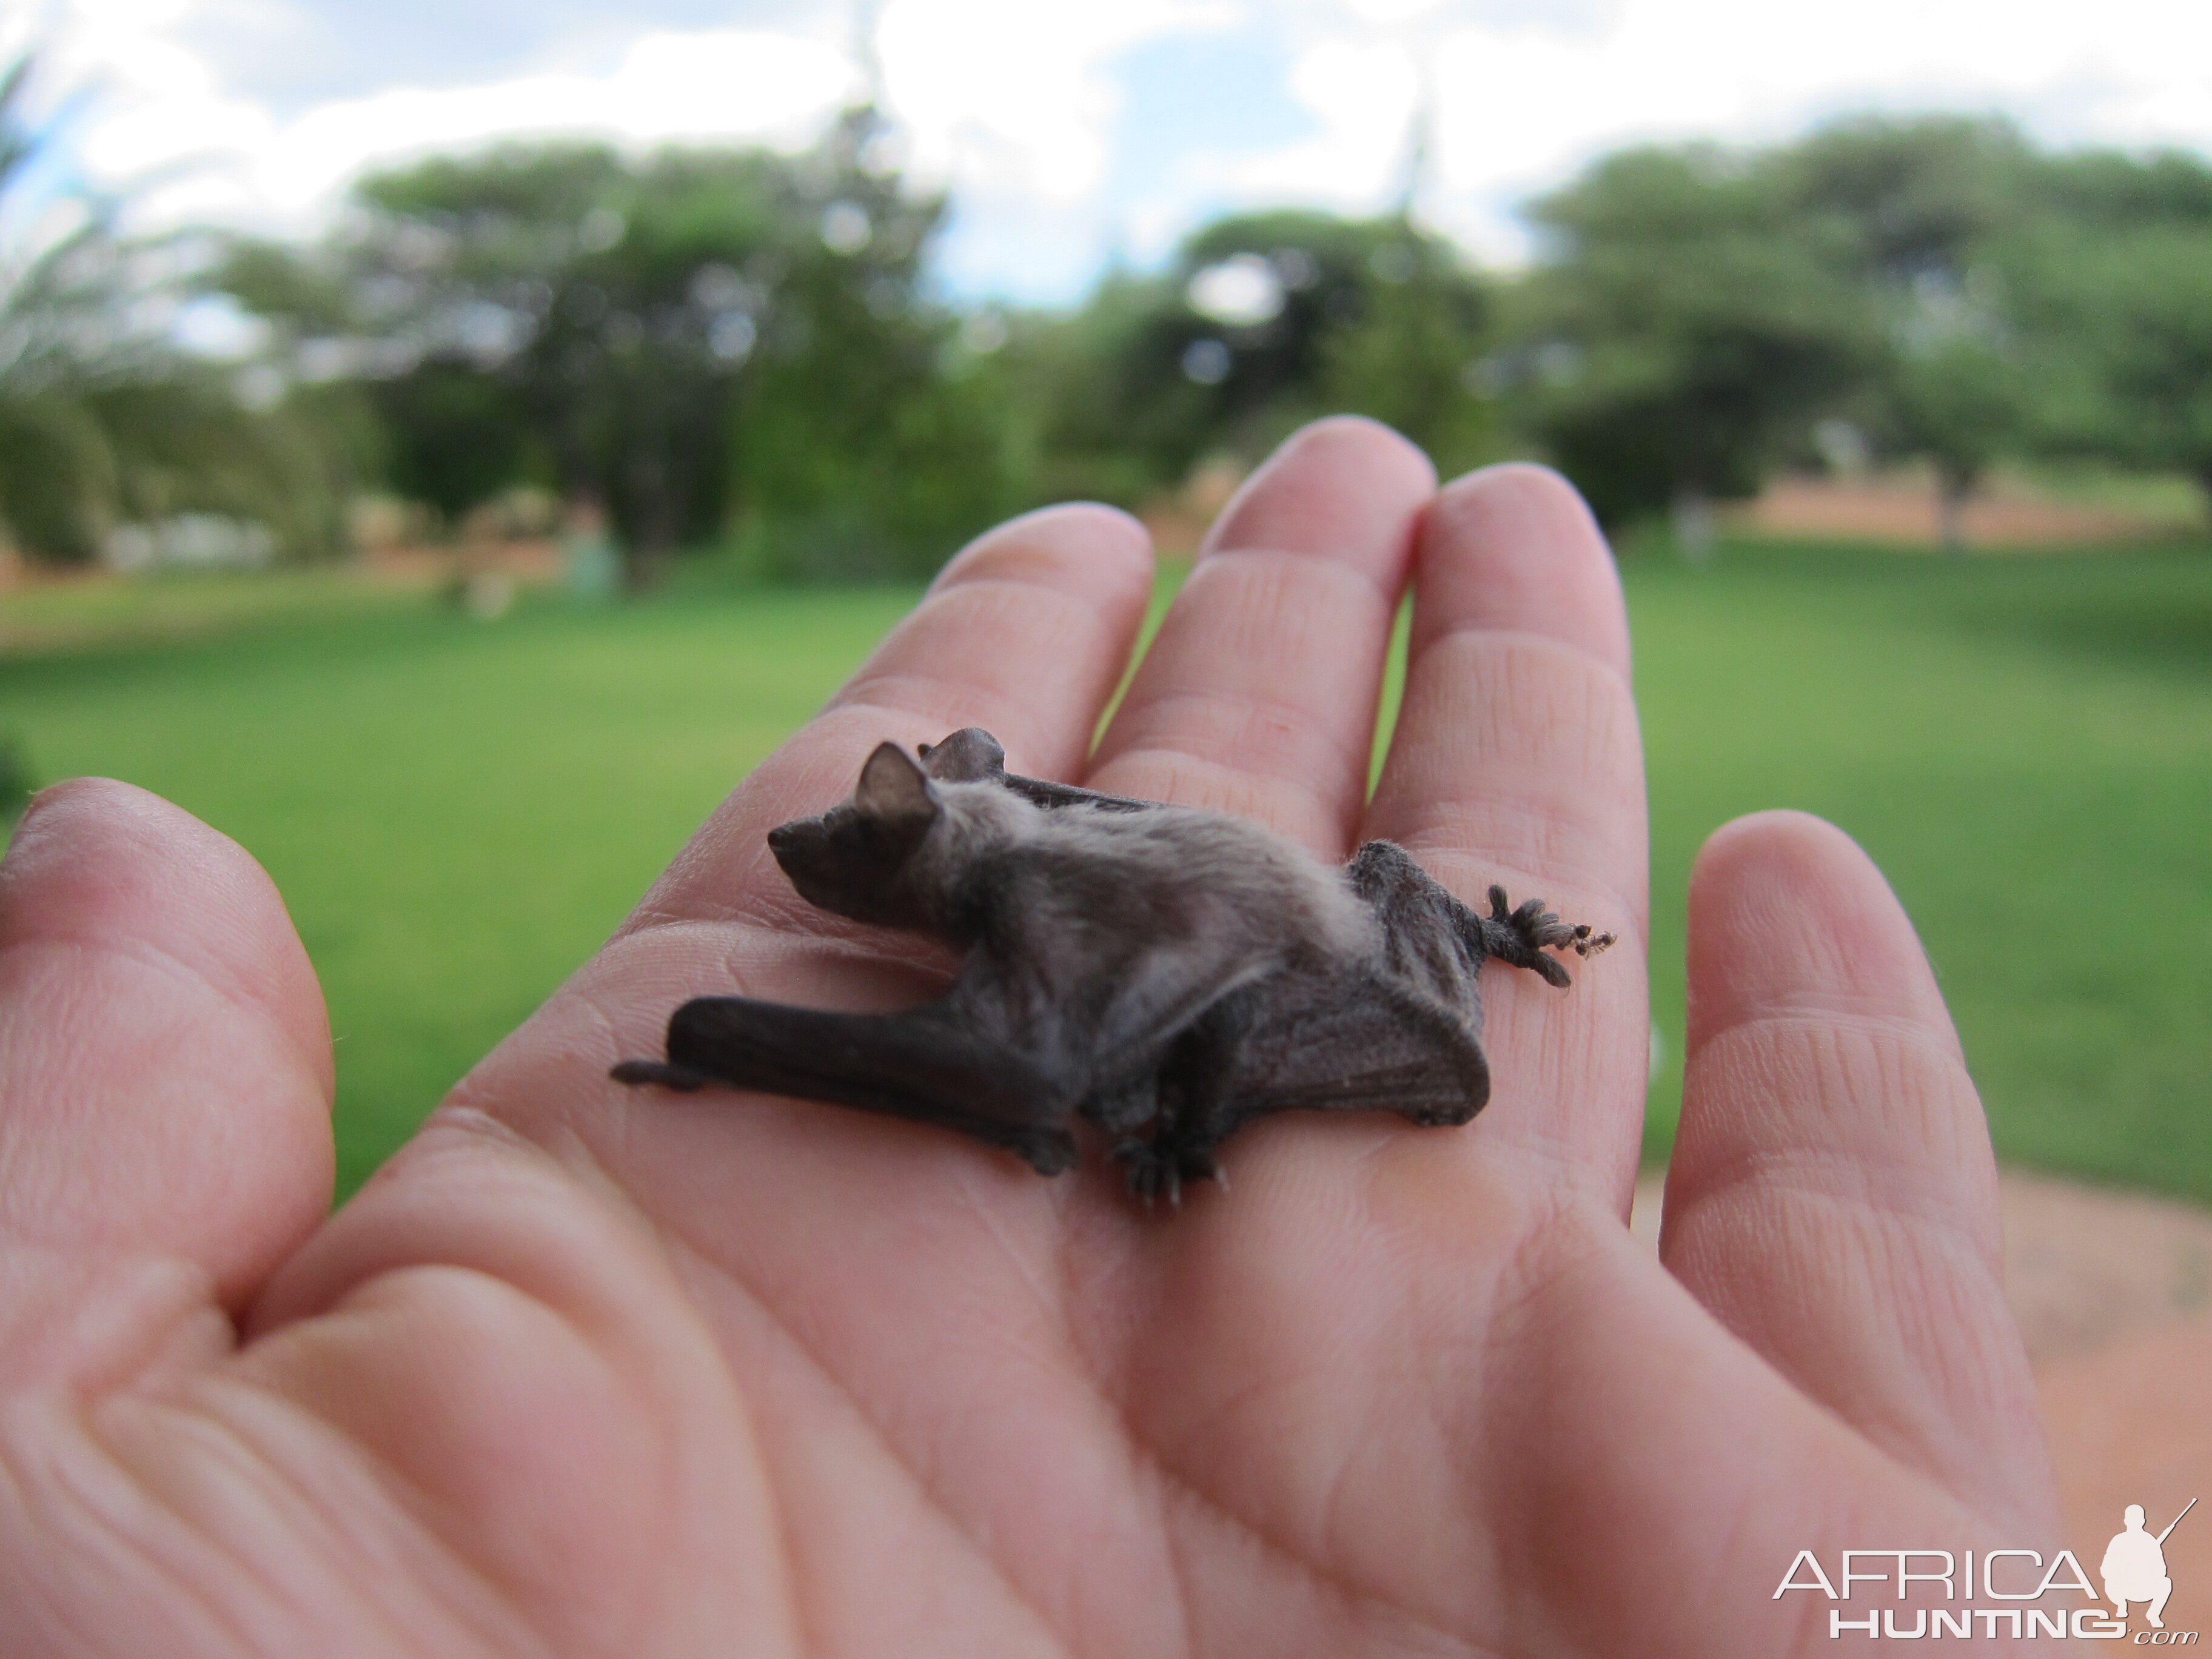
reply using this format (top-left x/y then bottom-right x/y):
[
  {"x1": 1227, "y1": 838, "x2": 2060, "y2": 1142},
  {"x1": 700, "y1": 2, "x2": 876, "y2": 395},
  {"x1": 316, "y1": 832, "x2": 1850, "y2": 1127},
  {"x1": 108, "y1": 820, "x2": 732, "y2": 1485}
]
[{"x1": 611, "y1": 726, "x2": 1610, "y2": 1201}]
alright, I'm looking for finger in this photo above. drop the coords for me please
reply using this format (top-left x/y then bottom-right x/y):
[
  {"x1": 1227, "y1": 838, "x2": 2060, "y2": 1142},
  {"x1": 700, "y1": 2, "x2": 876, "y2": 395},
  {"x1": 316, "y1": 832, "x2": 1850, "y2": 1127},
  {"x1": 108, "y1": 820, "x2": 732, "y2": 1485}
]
[
  {"x1": 631, "y1": 503, "x2": 1153, "y2": 928},
  {"x1": 0, "y1": 780, "x2": 333, "y2": 1360},
  {"x1": 1660, "y1": 812, "x2": 2056, "y2": 1532},
  {"x1": 1087, "y1": 417, "x2": 1435, "y2": 854},
  {"x1": 1364, "y1": 464, "x2": 1647, "y2": 1189}
]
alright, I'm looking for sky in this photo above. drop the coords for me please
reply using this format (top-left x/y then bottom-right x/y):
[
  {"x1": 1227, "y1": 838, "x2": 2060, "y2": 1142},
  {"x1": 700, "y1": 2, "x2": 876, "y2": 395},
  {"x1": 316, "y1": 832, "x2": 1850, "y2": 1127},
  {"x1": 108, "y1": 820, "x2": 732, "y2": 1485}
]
[{"x1": 13, "y1": 0, "x2": 2212, "y2": 306}]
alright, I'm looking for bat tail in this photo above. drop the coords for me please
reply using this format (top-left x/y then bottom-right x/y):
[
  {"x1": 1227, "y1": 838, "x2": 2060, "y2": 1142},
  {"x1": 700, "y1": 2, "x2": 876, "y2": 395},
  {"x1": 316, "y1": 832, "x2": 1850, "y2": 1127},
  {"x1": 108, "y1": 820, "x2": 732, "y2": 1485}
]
[{"x1": 610, "y1": 1059, "x2": 710, "y2": 1090}]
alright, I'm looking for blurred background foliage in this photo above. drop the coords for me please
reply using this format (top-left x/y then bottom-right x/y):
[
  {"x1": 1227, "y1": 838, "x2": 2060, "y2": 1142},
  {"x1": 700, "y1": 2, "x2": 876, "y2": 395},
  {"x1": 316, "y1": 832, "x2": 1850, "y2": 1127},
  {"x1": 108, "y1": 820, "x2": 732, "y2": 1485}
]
[
  {"x1": 0, "y1": 62, "x2": 362, "y2": 569},
  {"x1": 5, "y1": 52, "x2": 2212, "y2": 577}
]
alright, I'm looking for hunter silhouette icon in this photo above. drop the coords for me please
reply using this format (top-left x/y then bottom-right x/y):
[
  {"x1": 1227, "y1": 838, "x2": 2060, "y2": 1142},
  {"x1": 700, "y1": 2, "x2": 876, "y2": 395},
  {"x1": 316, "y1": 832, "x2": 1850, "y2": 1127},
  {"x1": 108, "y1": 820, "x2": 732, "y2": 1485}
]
[{"x1": 2104, "y1": 1499, "x2": 2195, "y2": 1629}]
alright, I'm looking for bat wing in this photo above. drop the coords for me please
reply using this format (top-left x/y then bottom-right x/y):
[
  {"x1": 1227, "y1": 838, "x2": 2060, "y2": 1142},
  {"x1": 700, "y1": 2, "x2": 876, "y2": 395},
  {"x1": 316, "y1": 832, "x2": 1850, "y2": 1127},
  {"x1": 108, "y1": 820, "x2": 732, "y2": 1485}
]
[
  {"x1": 996, "y1": 773, "x2": 1155, "y2": 814},
  {"x1": 1114, "y1": 967, "x2": 1489, "y2": 1202},
  {"x1": 1196, "y1": 968, "x2": 1490, "y2": 1122},
  {"x1": 617, "y1": 993, "x2": 1082, "y2": 1175}
]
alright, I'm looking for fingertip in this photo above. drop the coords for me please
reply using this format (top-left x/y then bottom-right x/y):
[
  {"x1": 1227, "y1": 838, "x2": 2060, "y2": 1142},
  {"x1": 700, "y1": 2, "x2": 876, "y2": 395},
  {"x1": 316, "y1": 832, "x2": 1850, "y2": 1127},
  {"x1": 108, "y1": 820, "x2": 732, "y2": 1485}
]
[
  {"x1": 933, "y1": 501, "x2": 1155, "y2": 600},
  {"x1": 12, "y1": 774, "x2": 212, "y2": 853},
  {"x1": 9, "y1": 774, "x2": 171, "y2": 850},
  {"x1": 0, "y1": 777, "x2": 335, "y2": 1309},
  {"x1": 1686, "y1": 810, "x2": 1960, "y2": 1065},
  {"x1": 6, "y1": 778, "x2": 324, "y2": 1047},
  {"x1": 825, "y1": 500, "x2": 1158, "y2": 779},
  {"x1": 1411, "y1": 461, "x2": 1629, "y2": 675},
  {"x1": 1665, "y1": 816, "x2": 2045, "y2": 1526},
  {"x1": 1199, "y1": 415, "x2": 1436, "y2": 572},
  {"x1": 1085, "y1": 417, "x2": 1435, "y2": 845},
  {"x1": 3, "y1": 776, "x2": 334, "y2": 1096},
  {"x1": 1367, "y1": 460, "x2": 1645, "y2": 932}
]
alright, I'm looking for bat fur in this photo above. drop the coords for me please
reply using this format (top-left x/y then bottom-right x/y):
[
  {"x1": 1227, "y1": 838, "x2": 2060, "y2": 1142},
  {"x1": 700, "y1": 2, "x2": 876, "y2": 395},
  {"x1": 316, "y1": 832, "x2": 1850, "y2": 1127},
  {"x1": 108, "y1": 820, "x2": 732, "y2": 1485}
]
[{"x1": 612, "y1": 728, "x2": 1614, "y2": 1202}]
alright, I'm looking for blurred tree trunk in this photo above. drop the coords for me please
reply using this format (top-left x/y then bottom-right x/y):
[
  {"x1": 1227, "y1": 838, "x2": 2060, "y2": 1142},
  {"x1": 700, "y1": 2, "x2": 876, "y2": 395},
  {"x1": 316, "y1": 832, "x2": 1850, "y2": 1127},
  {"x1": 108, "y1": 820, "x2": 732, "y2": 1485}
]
[
  {"x1": 1936, "y1": 463, "x2": 1977, "y2": 555},
  {"x1": 1672, "y1": 485, "x2": 1717, "y2": 561}
]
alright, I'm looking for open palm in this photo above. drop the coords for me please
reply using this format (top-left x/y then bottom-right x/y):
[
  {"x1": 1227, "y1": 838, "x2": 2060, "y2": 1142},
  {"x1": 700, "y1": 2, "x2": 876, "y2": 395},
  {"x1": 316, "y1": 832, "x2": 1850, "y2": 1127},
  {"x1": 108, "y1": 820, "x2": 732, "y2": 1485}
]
[{"x1": 0, "y1": 421, "x2": 2068, "y2": 1656}]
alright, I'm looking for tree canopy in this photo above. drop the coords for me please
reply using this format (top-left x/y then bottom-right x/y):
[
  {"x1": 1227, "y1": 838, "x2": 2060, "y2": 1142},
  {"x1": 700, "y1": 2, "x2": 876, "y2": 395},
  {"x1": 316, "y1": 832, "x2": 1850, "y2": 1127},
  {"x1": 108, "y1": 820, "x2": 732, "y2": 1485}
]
[
  {"x1": 13, "y1": 79, "x2": 2212, "y2": 577},
  {"x1": 1016, "y1": 208, "x2": 1495, "y2": 506},
  {"x1": 1504, "y1": 114, "x2": 2212, "y2": 540},
  {"x1": 0, "y1": 58, "x2": 351, "y2": 565},
  {"x1": 221, "y1": 107, "x2": 1023, "y2": 583}
]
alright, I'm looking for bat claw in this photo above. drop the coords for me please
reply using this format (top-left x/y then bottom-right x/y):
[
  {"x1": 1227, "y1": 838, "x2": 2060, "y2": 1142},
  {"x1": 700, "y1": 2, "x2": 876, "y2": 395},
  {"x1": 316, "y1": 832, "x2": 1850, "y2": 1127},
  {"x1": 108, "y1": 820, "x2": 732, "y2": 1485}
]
[
  {"x1": 1490, "y1": 890, "x2": 1615, "y2": 972},
  {"x1": 1116, "y1": 1138, "x2": 1224, "y2": 1209}
]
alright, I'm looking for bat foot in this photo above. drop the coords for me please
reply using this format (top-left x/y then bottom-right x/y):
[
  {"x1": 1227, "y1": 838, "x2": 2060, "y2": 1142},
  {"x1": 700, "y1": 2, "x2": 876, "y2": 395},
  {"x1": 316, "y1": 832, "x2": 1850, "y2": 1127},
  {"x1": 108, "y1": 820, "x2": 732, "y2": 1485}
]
[
  {"x1": 1488, "y1": 889, "x2": 1615, "y2": 980},
  {"x1": 611, "y1": 1059, "x2": 712, "y2": 1091},
  {"x1": 1009, "y1": 1130, "x2": 1081, "y2": 1177},
  {"x1": 1114, "y1": 1138, "x2": 1224, "y2": 1209}
]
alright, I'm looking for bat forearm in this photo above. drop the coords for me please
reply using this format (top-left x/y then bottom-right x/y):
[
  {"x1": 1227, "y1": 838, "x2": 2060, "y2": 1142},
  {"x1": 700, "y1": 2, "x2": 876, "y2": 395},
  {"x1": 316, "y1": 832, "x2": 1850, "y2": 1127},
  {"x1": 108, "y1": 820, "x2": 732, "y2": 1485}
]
[{"x1": 638, "y1": 996, "x2": 1081, "y2": 1175}]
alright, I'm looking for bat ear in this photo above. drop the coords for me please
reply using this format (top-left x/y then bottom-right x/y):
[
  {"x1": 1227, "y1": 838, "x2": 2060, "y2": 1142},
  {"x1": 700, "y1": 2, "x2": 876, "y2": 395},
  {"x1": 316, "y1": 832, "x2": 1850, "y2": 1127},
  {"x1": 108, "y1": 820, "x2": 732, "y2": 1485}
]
[
  {"x1": 918, "y1": 726, "x2": 1005, "y2": 783},
  {"x1": 854, "y1": 742, "x2": 940, "y2": 828}
]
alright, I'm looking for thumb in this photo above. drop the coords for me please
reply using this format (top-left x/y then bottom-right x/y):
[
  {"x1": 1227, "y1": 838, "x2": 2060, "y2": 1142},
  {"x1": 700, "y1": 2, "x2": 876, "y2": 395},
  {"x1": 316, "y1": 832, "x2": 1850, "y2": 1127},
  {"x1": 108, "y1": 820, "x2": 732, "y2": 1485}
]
[
  {"x1": 1658, "y1": 811, "x2": 2056, "y2": 1535},
  {"x1": 0, "y1": 779, "x2": 333, "y2": 1370}
]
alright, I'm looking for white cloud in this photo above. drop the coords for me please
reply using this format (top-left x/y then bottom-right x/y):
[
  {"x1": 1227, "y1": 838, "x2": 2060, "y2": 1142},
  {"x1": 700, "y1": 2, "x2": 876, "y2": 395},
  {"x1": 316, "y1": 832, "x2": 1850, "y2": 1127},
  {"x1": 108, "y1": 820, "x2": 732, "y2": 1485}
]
[
  {"x1": 43, "y1": 0, "x2": 1235, "y2": 253},
  {"x1": 877, "y1": 0, "x2": 1235, "y2": 201},
  {"x1": 252, "y1": 31, "x2": 853, "y2": 212},
  {"x1": 56, "y1": 22, "x2": 854, "y2": 228},
  {"x1": 1338, "y1": 0, "x2": 1447, "y2": 24},
  {"x1": 1411, "y1": 0, "x2": 2212, "y2": 261},
  {"x1": 1222, "y1": 33, "x2": 1416, "y2": 206},
  {"x1": 28, "y1": 0, "x2": 2212, "y2": 294}
]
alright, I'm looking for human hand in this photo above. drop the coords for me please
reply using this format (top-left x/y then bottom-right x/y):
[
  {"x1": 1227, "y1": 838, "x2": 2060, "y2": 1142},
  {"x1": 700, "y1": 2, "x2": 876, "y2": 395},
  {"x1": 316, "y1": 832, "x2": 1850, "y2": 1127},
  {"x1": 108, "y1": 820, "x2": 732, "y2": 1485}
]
[{"x1": 0, "y1": 419, "x2": 2067, "y2": 1655}]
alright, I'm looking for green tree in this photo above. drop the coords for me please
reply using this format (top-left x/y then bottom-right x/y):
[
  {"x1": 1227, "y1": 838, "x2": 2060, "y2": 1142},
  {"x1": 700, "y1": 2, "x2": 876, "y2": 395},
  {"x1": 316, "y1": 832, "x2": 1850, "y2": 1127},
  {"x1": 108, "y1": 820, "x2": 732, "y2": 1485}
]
[
  {"x1": 1509, "y1": 144, "x2": 1880, "y2": 546},
  {"x1": 1022, "y1": 209, "x2": 1493, "y2": 503},
  {"x1": 2002, "y1": 149, "x2": 2212, "y2": 514},
  {"x1": 0, "y1": 57, "x2": 348, "y2": 565},
  {"x1": 1776, "y1": 117, "x2": 2038, "y2": 550},
  {"x1": 230, "y1": 109, "x2": 1014, "y2": 585},
  {"x1": 726, "y1": 109, "x2": 1026, "y2": 580},
  {"x1": 320, "y1": 140, "x2": 775, "y2": 583},
  {"x1": 1880, "y1": 334, "x2": 2028, "y2": 552},
  {"x1": 358, "y1": 358, "x2": 533, "y2": 529},
  {"x1": 1315, "y1": 227, "x2": 1495, "y2": 478}
]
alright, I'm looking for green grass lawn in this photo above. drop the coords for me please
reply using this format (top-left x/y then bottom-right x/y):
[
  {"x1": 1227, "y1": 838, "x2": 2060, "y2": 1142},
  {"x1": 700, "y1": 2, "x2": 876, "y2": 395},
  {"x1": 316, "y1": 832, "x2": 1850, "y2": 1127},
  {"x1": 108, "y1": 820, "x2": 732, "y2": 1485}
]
[
  {"x1": 3, "y1": 543, "x2": 2208, "y2": 1201},
  {"x1": 0, "y1": 581, "x2": 922, "y2": 1191},
  {"x1": 1630, "y1": 545, "x2": 2212, "y2": 1193}
]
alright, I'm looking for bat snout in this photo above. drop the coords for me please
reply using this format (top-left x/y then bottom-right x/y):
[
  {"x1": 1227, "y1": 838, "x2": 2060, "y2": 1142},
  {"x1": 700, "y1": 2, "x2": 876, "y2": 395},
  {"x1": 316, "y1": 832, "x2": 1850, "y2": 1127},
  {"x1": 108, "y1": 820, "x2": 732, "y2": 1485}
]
[{"x1": 767, "y1": 818, "x2": 829, "y2": 885}]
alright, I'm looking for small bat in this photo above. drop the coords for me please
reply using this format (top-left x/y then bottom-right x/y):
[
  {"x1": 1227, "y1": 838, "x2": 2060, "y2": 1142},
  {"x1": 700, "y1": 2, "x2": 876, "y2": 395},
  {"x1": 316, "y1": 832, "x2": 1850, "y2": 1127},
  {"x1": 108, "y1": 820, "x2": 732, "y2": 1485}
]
[{"x1": 612, "y1": 728, "x2": 1614, "y2": 1202}]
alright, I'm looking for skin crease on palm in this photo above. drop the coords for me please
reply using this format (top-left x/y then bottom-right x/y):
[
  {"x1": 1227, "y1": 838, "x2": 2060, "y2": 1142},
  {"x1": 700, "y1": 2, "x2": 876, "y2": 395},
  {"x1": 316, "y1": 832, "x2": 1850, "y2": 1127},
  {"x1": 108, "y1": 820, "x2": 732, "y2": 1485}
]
[{"x1": 0, "y1": 418, "x2": 2082, "y2": 1657}]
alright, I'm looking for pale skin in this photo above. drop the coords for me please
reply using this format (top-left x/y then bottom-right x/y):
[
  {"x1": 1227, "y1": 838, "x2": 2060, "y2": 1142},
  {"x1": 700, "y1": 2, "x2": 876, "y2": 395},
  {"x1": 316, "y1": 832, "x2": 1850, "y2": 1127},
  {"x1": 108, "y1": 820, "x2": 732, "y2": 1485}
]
[{"x1": 0, "y1": 419, "x2": 2078, "y2": 1656}]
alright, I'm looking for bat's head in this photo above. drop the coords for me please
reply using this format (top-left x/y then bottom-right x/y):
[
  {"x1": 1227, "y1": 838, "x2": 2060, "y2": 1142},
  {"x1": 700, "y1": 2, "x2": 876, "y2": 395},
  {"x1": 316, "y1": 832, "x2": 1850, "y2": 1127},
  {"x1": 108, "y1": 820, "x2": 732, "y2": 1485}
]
[{"x1": 768, "y1": 742, "x2": 945, "y2": 927}]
